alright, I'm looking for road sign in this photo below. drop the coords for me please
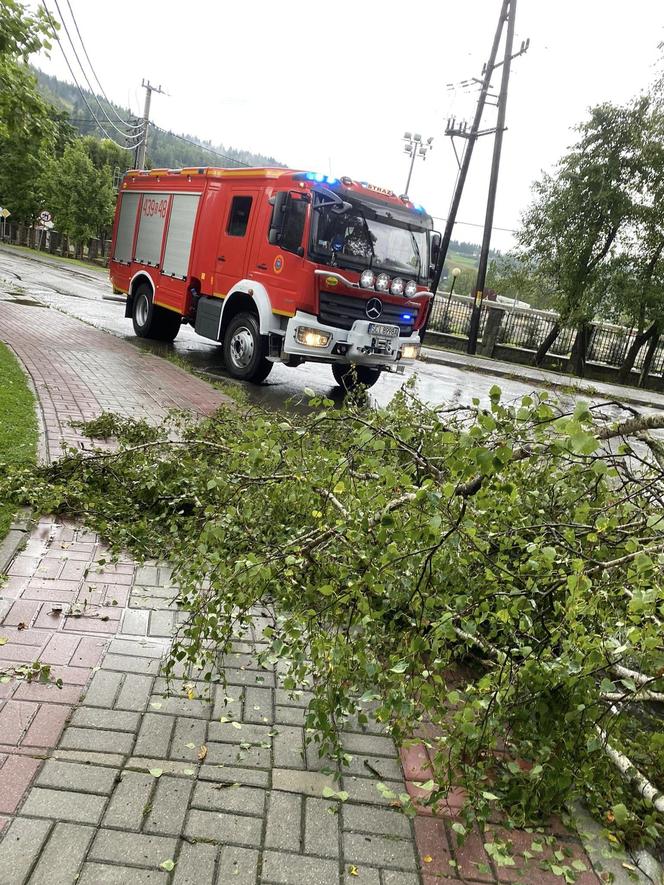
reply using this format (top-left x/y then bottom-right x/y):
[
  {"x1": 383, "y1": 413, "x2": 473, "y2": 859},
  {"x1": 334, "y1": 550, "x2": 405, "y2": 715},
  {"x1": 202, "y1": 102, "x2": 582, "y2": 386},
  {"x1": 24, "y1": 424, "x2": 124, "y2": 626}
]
[
  {"x1": 0, "y1": 208, "x2": 10, "y2": 219},
  {"x1": 39, "y1": 210, "x2": 52, "y2": 225}
]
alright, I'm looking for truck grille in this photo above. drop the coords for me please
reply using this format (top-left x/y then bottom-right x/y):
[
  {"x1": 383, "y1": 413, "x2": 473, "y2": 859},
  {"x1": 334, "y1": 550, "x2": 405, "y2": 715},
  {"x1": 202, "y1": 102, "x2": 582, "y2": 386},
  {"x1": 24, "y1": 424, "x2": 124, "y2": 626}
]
[{"x1": 318, "y1": 291, "x2": 417, "y2": 337}]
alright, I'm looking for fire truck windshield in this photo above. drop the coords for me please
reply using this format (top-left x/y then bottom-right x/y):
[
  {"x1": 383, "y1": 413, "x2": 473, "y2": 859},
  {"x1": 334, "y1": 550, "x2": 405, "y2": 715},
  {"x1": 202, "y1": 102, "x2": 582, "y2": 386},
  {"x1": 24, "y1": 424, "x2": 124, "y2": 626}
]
[{"x1": 310, "y1": 198, "x2": 429, "y2": 282}]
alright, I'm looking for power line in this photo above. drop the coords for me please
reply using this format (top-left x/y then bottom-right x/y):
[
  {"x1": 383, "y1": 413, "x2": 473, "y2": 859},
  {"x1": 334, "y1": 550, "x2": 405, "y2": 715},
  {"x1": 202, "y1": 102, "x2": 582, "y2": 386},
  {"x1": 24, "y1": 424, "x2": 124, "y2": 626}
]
[
  {"x1": 64, "y1": 0, "x2": 142, "y2": 130},
  {"x1": 151, "y1": 125, "x2": 251, "y2": 167},
  {"x1": 41, "y1": 1, "x2": 140, "y2": 151},
  {"x1": 48, "y1": 0, "x2": 143, "y2": 142},
  {"x1": 431, "y1": 214, "x2": 516, "y2": 234}
]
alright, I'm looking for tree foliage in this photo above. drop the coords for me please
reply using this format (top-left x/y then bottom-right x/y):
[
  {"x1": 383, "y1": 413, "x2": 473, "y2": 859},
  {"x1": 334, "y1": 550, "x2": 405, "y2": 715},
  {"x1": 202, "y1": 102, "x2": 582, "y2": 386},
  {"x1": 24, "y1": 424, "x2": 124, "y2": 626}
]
[
  {"x1": 517, "y1": 98, "x2": 664, "y2": 374},
  {"x1": 0, "y1": 0, "x2": 59, "y2": 222},
  {"x1": 2, "y1": 385, "x2": 664, "y2": 849},
  {"x1": 0, "y1": 0, "x2": 54, "y2": 142},
  {"x1": 519, "y1": 101, "x2": 650, "y2": 326},
  {"x1": 41, "y1": 140, "x2": 115, "y2": 247}
]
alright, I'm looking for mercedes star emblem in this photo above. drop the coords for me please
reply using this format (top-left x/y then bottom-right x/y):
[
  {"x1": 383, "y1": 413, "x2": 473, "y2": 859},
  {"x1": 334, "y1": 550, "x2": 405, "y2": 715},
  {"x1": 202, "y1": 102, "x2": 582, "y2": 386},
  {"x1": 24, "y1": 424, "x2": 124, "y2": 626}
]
[{"x1": 366, "y1": 298, "x2": 383, "y2": 320}]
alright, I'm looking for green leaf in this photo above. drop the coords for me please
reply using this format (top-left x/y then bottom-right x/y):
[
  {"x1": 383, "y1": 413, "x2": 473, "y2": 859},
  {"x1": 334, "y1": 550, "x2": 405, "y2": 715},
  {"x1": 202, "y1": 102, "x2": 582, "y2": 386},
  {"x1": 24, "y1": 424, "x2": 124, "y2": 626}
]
[
  {"x1": 160, "y1": 859, "x2": 175, "y2": 871},
  {"x1": 611, "y1": 802, "x2": 629, "y2": 826},
  {"x1": 390, "y1": 660, "x2": 408, "y2": 674},
  {"x1": 149, "y1": 768, "x2": 163, "y2": 778}
]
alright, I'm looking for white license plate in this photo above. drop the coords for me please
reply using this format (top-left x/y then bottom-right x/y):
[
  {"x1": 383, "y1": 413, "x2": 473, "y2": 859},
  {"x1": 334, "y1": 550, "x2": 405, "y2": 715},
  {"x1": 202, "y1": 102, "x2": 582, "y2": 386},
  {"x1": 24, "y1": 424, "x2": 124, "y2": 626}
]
[{"x1": 368, "y1": 322, "x2": 399, "y2": 338}]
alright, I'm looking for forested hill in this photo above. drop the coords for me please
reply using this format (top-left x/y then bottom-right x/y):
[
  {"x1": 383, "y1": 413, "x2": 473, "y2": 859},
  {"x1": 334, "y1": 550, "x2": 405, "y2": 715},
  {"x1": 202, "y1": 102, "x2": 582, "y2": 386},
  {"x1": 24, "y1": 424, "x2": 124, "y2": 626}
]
[{"x1": 33, "y1": 68, "x2": 284, "y2": 170}]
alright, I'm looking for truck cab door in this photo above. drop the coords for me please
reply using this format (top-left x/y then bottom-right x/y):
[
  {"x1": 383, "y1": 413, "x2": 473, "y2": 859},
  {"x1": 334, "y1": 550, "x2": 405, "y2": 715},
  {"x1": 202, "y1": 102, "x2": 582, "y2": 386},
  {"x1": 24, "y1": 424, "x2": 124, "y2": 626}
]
[
  {"x1": 215, "y1": 189, "x2": 259, "y2": 295},
  {"x1": 251, "y1": 189, "x2": 311, "y2": 318}
]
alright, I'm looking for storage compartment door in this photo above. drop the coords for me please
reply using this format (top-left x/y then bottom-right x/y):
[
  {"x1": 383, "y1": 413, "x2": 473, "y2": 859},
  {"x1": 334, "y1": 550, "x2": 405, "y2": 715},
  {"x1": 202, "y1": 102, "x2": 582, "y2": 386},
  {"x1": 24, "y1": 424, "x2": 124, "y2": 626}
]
[
  {"x1": 113, "y1": 192, "x2": 140, "y2": 264},
  {"x1": 162, "y1": 194, "x2": 200, "y2": 280},
  {"x1": 134, "y1": 193, "x2": 170, "y2": 267}
]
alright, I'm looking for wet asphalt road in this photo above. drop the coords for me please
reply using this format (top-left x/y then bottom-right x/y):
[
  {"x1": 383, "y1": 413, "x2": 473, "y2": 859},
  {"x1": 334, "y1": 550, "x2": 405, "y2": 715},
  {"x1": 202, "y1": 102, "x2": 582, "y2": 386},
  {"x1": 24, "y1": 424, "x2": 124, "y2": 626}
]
[{"x1": 0, "y1": 245, "x2": 651, "y2": 419}]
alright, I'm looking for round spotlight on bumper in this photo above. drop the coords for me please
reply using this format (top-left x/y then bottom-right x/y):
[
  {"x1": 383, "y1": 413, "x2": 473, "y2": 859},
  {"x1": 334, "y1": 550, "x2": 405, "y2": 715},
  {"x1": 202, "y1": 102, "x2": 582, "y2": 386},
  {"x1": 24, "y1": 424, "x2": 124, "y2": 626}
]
[
  {"x1": 375, "y1": 273, "x2": 390, "y2": 292},
  {"x1": 360, "y1": 269, "x2": 376, "y2": 289},
  {"x1": 390, "y1": 277, "x2": 405, "y2": 296},
  {"x1": 405, "y1": 280, "x2": 418, "y2": 298}
]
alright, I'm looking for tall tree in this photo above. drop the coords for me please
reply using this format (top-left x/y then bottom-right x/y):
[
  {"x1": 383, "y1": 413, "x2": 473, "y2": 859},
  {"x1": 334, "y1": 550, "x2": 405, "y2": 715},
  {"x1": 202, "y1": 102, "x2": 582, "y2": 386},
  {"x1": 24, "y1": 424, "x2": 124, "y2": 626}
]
[
  {"x1": 0, "y1": 0, "x2": 55, "y2": 141},
  {"x1": 0, "y1": 0, "x2": 57, "y2": 222},
  {"x1": 518, "y1": 100, "x2": 649, "y2": 374},
  {"x1": 42, "y1": 140, "x2": 115, "y2": 254}
]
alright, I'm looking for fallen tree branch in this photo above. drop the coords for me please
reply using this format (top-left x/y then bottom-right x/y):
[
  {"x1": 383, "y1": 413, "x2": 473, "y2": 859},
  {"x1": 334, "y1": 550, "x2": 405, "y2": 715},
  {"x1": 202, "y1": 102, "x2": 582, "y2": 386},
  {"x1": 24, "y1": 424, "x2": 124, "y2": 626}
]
[
  {"x1": 597, "y1": 713, "x2": 664, "y2": 815},
  {"x1": 611, "y1": 663, "x2": 664, "y2": 689},
  {"x1": 316, "y1": 487, "x2": 349, "y2": 519},
  {"x1": 601, "y1": 690, "x2": 664, "y2": 704}
]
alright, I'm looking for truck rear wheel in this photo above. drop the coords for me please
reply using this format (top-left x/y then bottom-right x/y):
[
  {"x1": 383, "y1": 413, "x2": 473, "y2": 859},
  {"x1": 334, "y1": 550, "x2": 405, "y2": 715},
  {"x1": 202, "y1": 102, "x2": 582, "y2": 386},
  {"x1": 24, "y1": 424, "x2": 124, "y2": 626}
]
[
  {"x1": 332, "y1": 363, "x2": 382, "y2": 390},
  {"x1": 223, "y1": 312, "x2": 272, "y2": 383},
  {"x1": 132, "y1": 283, "x2": 181, "y2": 342}
]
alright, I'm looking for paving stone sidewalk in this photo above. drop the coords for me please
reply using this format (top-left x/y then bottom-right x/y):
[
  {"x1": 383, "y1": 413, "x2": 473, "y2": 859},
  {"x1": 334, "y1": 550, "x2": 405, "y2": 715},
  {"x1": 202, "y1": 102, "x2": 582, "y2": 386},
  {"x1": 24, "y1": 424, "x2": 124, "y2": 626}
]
[{"x1": 0, "y1": 300, "x2": 624, "y2": 884}]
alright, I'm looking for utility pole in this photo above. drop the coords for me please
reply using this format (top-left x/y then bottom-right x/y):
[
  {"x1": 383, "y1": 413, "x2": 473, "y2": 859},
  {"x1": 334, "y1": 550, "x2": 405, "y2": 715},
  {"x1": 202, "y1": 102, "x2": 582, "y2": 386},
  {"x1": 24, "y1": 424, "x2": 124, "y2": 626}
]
[
  {"x1": 429, "y1": 0, "x2": 510, "y2": 301},
  {"x1": 135, "y1": 80, "x2": 165, "y2": 170},
  {"x1": 422, "y1": 0, "x2": 528, "y2": 346},
  {"x1": 467, "y1": 0, "x2": 519, "y2": 355}
]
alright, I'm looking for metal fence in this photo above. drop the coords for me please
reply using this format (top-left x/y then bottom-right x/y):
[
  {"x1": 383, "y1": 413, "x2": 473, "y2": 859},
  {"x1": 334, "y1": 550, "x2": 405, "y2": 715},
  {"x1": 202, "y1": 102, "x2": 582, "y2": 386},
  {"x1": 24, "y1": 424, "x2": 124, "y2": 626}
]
[
  {"x1": 0, "y1": 222, "x2": 110, "y2": 264},
  {"x1": 428, "y1": 294, "x2": 487, "y2": 338},
  {"x1": 427, "y1": 291, "x2": 664, "y2": 380},
  {"x1": 497, "y1": 309, "x2": 575, "y2": 357}
]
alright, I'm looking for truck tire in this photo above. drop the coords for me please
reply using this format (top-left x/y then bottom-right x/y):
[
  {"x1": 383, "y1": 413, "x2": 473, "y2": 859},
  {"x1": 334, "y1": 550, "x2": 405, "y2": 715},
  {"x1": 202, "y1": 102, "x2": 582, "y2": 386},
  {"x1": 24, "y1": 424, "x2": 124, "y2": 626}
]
[
  {"x1": 131, "y1": 283, "x2": 181, "y2": 342},
  {"x1": 332, "y1": 363, "x2": 382, "y2": 390},
  {"x1": 223, "y1": 312, "x2": 272, "y2": 383}
]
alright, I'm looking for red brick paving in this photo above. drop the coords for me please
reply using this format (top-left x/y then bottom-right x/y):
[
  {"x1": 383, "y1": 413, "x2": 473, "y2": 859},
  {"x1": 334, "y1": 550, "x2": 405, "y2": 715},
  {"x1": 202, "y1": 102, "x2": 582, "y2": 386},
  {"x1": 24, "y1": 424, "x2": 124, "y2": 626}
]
[
  {"x1": 0, "y1": 302, "x2": 230, "y2": 822},
  {"x1": 400, "y1": 733, "x2": 602, "y2": 883}
]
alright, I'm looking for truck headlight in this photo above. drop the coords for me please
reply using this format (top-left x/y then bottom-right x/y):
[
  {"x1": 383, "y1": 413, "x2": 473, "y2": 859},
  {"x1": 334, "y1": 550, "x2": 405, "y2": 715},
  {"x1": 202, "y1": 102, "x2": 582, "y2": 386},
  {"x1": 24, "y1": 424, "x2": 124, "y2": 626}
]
[
  {"x1": 405, "y1": 280, "x2": 418, "y2": 297},
  {"x1": 296, "y1": 326, "x2": 331, "y2": 348},
  {"x1": 390, "y1": 277, "x2": 405, "y2": 296},
  {"x1": 401, "y1": 343, "x2": 420, "y2": 360}
]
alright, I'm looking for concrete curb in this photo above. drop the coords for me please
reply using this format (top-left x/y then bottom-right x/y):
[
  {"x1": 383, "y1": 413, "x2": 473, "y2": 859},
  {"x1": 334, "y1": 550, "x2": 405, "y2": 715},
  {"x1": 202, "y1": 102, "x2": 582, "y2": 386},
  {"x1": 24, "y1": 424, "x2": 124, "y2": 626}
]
[
  {"x1": 421, "y1": 350, "x2": 664, "y2": 411},
  {"x1": 571, "y1": 803, "x2": 663, "y2": 885},
  {"x1": 0, "y1": 508, "x2": 32, "y2": 575}
]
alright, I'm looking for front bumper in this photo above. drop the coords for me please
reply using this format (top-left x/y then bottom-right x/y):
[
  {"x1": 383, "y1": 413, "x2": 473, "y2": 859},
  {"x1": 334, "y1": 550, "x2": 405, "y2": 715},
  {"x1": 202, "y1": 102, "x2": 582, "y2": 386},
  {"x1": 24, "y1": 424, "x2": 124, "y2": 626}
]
[{"x1": 283, "y1": 311, "x2": 421, "y2": 369}]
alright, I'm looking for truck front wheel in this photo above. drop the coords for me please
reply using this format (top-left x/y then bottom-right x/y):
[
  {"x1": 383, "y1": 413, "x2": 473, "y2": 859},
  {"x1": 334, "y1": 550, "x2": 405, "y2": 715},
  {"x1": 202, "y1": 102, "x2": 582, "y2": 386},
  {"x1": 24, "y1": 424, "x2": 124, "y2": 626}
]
[
  {"x1": 332, "y1": 363, "x2": 382, "y2": 390},
  {"x1": 223, "y1": 312, "x2": 272, "y2": 383},
  {"x1": 132, "y1": 284, "x2": 181, "y2": 342}
]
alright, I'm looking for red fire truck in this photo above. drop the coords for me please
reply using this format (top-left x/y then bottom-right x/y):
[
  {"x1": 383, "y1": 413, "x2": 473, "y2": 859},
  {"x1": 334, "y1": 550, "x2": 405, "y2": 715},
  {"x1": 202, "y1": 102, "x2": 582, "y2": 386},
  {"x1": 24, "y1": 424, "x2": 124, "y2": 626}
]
[{"x1": 109, "y1": 167, "x2": 439, "y2": 388}]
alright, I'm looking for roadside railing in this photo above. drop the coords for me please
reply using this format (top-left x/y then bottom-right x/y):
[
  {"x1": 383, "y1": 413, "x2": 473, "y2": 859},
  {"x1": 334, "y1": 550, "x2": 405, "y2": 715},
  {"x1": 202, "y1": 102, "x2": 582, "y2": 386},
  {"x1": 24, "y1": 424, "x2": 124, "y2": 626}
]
[
  {"x1": 426, "y1": 291, "x2": 664, "y2": 387},
  {"x1": 0, "y1": 222, "x2": 110, "y2": 267}
]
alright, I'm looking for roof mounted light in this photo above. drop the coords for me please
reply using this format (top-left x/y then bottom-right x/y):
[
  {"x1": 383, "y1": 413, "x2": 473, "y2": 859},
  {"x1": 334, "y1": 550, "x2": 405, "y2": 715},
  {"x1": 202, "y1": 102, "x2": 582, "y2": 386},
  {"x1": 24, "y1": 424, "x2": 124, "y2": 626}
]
[{"x1": 298, "y1": 172, "x2": 339, "y2": 186}]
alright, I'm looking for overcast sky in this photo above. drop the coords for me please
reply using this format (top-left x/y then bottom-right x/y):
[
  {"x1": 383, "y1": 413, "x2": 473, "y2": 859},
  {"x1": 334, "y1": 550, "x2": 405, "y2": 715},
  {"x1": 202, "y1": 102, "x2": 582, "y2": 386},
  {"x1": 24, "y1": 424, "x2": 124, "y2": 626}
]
[{"x1": 31, "y1": 0, "x2": 663, "y2": 251}]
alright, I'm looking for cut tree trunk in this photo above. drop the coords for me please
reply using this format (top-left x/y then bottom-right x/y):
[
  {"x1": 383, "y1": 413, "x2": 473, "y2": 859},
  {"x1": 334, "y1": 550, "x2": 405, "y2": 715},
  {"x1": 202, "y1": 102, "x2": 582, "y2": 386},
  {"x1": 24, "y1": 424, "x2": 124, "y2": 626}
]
[{"x1": 534, "y1": 323, "x2": 560, "y2": 366}]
